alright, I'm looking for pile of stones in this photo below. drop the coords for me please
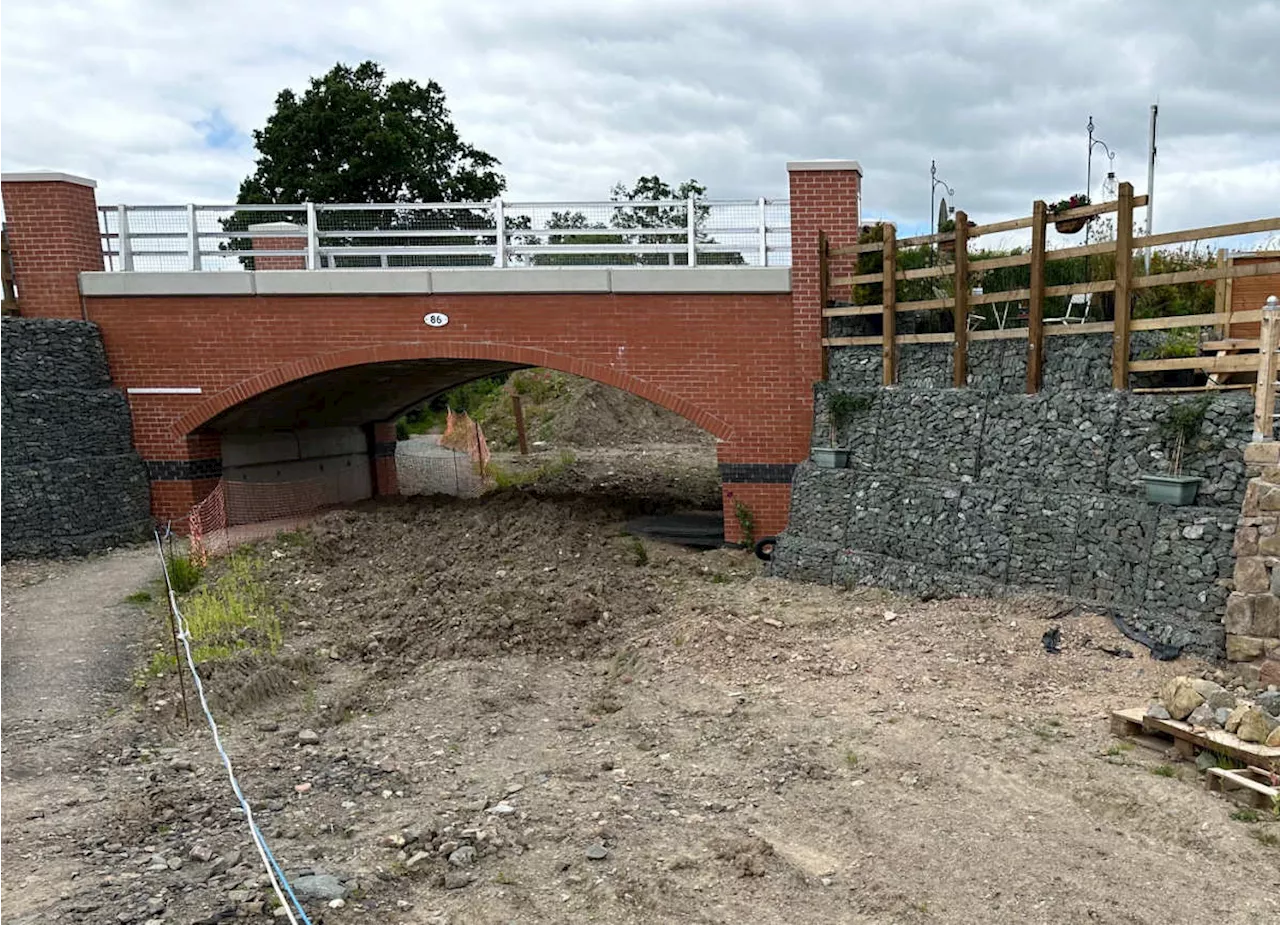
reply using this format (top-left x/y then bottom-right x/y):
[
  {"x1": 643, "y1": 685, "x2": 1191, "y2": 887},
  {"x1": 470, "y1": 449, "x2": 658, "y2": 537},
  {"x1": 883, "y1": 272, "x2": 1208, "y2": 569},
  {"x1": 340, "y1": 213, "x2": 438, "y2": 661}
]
[{"x1": 1147, "y1": 676, "x2": 1280, "y2": 746}]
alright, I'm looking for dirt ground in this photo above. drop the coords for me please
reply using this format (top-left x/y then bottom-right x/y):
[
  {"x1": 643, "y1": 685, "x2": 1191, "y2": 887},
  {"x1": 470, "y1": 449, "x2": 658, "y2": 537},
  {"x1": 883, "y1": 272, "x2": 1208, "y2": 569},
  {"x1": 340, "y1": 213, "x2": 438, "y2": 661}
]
[{"x1": 2, "y1": 448, "x2": 1278, "y2": 925}]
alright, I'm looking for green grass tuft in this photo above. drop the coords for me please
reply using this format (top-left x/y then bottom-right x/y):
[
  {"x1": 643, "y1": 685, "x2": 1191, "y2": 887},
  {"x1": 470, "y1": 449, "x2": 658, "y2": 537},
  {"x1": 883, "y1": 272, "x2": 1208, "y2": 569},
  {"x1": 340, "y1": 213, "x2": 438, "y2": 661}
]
[
  {"x1": 166, "y1": 555, "x2": 203, "y2": 594},
  {"x1": 124, "y1": 590, "x2": 152, "y2": 605}
]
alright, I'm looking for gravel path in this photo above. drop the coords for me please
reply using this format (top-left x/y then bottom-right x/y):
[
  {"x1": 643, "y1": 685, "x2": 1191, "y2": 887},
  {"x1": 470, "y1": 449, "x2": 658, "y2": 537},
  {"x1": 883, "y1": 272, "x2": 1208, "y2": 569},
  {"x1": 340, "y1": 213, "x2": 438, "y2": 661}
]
[{"x1": 2, "y1": 546, "x2": 158, "y2": 722}]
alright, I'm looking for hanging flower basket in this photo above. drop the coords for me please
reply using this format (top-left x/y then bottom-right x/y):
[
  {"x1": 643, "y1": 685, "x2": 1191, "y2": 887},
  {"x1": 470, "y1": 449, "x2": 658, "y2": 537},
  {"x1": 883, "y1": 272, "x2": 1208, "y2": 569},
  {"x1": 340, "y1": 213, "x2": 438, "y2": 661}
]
[{"x1": 1048, "y1": 194, "x2": 1091, "y2": 235}]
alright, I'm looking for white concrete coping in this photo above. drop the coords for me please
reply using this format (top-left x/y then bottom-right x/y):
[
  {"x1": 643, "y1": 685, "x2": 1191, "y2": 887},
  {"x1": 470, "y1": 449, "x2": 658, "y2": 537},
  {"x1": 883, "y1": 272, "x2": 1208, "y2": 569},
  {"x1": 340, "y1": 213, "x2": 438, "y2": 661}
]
[
  {"x1": 1, "y1": 171, "x2": 98, "y2": 188},
  {"x1": 431, "y1": 268, "x2": 611, "y2": 294},
  {"x1": 786, "y1": 160, "x2": 863, "y2": 175},
  {"x1": 610, "y1": 266, "x2": 791, "y2": 294},
  {"x1": 80, "y1": 266, "x2": 791, "y2": 297},
  {"x1": 254, "y1": 270, "x2": 434, "y2": 295},
  {"x1": 246, "y1": 220, "x2": 305, "y2": 235},
  {"x1": 81, "y1": 271, "x2": 255, "y2": 296}
]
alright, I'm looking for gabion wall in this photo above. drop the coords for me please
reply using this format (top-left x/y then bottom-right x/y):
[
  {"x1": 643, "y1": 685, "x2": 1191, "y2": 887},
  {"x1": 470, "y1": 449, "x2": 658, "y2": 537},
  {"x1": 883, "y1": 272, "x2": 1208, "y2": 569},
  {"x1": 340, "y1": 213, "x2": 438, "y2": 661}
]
[
  {"x1": 775, "y1": 346, "x2": 1252, "y2": 657},
  {"x1": 2, "y1": 318, "x2": 151, "y2": 559}
]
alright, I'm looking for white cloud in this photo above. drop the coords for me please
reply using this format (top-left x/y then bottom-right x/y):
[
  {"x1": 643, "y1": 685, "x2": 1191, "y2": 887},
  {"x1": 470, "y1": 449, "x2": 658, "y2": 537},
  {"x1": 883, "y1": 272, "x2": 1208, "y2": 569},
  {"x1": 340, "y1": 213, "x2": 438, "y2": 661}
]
[{"x1": 1, "y1": 0, "x2": 1276, "y2": 243}]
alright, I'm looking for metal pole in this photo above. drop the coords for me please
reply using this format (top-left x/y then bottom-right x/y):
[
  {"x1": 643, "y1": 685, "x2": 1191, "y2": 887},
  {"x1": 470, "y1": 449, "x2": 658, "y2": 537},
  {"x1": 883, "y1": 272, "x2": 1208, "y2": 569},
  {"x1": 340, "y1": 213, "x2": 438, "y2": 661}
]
[
  {"x1": 493, "y1": 197, "x2": 506, "y2": 268},
  {"x1": 305, "y1": 202, "x2": 318, "y2": 270},
  {"x1": 758, "y1": 197, "x2": 767, "y2": 267},
  {"x1": 187, "y1": 204, "x2": 201, "y2": 271},
  {"x1": 686, "y1": 195, "x2": 697, "y2": 266},
  {"x1": 117, "y1": 205, "x2": 133, "y2": 271},
  {"x1": 930, "y1": 160, "x2": 937, "y2": 237},
  {"x1": 1085, "y1": 116, "x2": 1094, "y2": 251},
  {"x1": 1144, "y1": 103, "x2": 1158, "y2": 273}
]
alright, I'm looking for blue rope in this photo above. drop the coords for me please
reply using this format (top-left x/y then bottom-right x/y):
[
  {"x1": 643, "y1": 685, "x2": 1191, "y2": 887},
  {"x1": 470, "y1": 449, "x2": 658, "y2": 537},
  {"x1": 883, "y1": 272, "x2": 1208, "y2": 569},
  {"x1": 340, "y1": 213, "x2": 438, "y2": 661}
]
[{"x1": 154, "y1": 532, "x2": 314, "y2": 924}]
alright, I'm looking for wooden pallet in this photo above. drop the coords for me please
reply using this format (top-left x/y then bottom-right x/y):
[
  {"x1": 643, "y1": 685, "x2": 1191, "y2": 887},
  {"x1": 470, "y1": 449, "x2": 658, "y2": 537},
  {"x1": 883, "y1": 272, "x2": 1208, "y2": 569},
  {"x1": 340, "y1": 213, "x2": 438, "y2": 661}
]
[
  {"x1": 1204, "y1": 766, "x2": 1279, "y2": 810},
  {"x1": 1110, "y1": 707, "x2": 1280, "y2": 774}
]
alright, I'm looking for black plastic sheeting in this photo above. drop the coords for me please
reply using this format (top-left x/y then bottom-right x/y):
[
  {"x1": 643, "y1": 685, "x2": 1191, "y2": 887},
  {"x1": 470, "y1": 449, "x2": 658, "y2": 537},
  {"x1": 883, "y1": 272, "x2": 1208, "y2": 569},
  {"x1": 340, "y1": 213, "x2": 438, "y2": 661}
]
[{"x1": 624, "y1": 511, "x2": 725, "y2": 549}]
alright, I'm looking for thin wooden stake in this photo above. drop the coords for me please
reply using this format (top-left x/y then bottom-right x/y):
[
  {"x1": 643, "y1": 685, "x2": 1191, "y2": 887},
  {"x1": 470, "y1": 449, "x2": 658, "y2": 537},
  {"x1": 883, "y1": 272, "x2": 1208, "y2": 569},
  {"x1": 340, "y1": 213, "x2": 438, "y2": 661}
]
[
  {"x1": 1026, "y1": 200, "x2": 1047, "y2": 393},
  {"x1": 511, "y1": 393, "x2": 529, "y2": 455},
  {"x1": 882, "y1": 224, "x2": 897, "y2": 385},
  {"x1": 1112, "y1": 182, "x2": 1135, "y2": 390},
  {"x1": 819, "y1": 230, "x2": 830, "y2": 381},
  {"x1": 1254, "y1": 299, "x2": 1280, "y2": 441},
  {"x1": 952, "y1": 211, "x2": 969, "y2": 388}
]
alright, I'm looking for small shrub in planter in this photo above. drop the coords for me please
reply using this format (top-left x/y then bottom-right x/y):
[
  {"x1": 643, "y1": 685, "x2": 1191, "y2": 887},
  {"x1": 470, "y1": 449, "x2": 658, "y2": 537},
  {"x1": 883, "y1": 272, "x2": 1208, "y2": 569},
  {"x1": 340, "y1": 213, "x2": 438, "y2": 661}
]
[
  {"x1": 813, "y1": 391, "x2": 872, "y2": 468},
  {"x1": 1141, "y1": 397, "x2": 1208, "y2": 505}
]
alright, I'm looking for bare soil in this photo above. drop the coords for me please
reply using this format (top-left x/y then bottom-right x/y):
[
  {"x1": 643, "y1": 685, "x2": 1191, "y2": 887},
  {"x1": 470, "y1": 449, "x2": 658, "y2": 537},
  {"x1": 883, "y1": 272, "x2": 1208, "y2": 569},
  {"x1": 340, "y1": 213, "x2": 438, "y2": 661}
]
[{"x1": 3, "y1": 449, "x2": 1278, "y2": 924}]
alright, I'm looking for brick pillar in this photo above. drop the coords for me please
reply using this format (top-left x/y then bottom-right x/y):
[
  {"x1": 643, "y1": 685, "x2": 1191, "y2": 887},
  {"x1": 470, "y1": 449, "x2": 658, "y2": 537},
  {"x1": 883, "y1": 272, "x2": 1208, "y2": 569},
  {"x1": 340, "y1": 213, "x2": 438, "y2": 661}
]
[
  {"x1": 1228, "y1": 441, "x2": 1280, "y2": 686},
  {"x1": 787, "y1": 160, "x2": 862, "y2": 384},
  {"x1": 0, "y1": 172, "x2": 103, "y2": 318},
  {"x1": 370, "y1": 422, "x2": 399, "y2": 497},
  {"x1": 250, "y1": 221, "x2": 306, "y2": 270}
]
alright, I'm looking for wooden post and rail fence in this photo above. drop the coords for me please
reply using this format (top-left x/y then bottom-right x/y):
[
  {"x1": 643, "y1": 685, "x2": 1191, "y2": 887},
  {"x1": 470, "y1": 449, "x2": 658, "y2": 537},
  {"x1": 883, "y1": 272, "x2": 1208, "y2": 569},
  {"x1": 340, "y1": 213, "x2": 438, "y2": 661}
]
[{"x1": 819, "y1": 182, "x2": 1280, "y2": 395}]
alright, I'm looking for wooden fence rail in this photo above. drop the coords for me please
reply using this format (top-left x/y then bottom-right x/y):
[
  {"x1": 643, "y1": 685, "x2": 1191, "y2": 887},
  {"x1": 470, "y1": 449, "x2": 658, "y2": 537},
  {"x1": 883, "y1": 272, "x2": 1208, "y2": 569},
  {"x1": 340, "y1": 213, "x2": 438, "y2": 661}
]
[{"x1": 822, "y1": 182, "x2": 1280, "y2": 393}]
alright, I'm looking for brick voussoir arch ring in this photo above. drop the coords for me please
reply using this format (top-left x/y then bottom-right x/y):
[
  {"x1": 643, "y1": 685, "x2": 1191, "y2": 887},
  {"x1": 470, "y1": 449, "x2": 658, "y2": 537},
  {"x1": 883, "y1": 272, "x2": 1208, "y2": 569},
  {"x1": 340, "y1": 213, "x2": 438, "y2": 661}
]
[{"x1": 172, "y1": 341, "x2": 735, "y2": 441}]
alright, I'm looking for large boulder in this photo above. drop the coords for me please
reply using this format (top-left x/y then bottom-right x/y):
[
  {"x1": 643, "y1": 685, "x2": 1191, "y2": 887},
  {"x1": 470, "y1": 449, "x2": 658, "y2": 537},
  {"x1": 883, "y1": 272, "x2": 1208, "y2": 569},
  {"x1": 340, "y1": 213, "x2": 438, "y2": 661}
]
[
  {"x1": 1160, "y1": 676, "x2": 1204, "y2": 721},
  {"x1": 1224, "y1": 703, "x2": 1250, "y2": 734},
  {"x1": 1235, "y1": 706, "x2": 1280, "y2": 744}
]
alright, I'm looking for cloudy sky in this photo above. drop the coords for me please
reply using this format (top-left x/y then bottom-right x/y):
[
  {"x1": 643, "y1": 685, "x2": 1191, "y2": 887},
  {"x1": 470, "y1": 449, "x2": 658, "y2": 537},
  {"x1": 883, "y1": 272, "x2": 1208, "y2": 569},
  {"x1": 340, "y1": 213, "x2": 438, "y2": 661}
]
[{"x1": 2, "y1": 0, "x2": 1278, "y2": 240}]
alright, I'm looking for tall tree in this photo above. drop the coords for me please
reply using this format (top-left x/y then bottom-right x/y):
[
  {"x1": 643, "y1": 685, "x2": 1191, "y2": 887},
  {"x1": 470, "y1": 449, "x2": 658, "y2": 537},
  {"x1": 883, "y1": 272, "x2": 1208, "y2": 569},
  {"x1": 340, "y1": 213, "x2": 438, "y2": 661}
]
[{"x1": 237, "y1": 61, "x2": 503, "y2": 205}]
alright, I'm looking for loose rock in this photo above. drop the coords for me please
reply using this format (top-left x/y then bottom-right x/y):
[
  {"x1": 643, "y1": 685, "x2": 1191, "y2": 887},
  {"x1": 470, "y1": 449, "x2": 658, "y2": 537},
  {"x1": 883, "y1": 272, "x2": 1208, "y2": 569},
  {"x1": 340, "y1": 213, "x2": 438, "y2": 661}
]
[
  {"x1": 297, "y1": 729, "x2": 321, "y2": 746},
  {"x1": 292, "y1": 873, "x2": 346, "y2": 902},
  {"x1": 1160, "y1": 676, "x2": 1204, "y2": 721},
  {"x1": 1236, "y1": 706, "x2": 1280, "y2": 744},
  {"x1": 585, "y1": 845, "x2": 609, "y2": 861},
  {"x1": 1187, "y1": 703, "x2": 1218, "y2": 728},
  {"x1": 448, "y1": 846, "x2": 476, "y2": 868}
]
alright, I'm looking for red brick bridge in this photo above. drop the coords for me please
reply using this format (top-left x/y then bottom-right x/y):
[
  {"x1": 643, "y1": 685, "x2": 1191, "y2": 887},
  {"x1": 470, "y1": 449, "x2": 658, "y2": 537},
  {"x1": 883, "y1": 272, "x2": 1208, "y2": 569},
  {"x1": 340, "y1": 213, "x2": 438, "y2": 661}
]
[{"x1": 1, "y1": 162, "x2": 862, "y2": 541}]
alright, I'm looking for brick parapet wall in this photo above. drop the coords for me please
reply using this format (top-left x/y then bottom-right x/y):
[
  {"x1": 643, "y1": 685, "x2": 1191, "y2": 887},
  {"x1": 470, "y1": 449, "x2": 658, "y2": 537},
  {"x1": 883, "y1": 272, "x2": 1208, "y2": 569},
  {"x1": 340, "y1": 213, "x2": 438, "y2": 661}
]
[{"x1": 1, "y1": 176, "x2": 103, "y2": 318}]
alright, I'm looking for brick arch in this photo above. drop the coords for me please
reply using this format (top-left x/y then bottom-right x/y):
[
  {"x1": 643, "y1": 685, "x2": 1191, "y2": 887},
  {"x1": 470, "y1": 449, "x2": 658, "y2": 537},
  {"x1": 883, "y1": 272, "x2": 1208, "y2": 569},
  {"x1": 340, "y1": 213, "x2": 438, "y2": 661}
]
[{"x1": 173, "y1": 341, "x2": 734, "y2": 440}]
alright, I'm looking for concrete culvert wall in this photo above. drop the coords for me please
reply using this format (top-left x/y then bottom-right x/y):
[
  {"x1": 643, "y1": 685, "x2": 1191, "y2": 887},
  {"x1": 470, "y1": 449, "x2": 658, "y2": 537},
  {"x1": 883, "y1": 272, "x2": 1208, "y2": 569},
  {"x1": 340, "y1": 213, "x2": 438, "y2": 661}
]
[
  {"x1": 2, "y1": 318, "x2": 151, "y2": 559},
  {"x1": 771, "y1": 370, "x2": 1253, "y2": 658}
]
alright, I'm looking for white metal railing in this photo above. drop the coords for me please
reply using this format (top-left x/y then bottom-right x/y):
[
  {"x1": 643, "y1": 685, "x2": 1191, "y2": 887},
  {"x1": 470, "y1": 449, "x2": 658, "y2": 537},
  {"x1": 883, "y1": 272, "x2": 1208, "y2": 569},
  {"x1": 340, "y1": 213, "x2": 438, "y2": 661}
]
[{"x1": 98, "y1": 198, "x2": 792, "y2": 272}]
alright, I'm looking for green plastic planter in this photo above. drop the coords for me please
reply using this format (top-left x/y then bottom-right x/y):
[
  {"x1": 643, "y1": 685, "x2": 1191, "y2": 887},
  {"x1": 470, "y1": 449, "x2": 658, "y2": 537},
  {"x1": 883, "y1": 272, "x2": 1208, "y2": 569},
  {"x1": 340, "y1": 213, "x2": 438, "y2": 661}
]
[
  {"x1": 812, "y1": 447, "x2": 850, "y2": 469},
  {"x1": 1142, "y1": 474, "x2": 1201, "y2": 506}
]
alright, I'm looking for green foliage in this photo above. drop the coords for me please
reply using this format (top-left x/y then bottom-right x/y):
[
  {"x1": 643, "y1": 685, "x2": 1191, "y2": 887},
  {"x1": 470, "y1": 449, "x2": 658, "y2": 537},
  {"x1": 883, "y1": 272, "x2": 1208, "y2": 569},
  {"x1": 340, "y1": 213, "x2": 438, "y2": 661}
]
[
  {"x1": 237, "y1": 61, "x2": 503, "y2": 205},
  {"x1": 178, "y1": 552, "x2": 282, "y2": 666},
  {"x1": 1133, "y1": 246, "x2": 1218, "y2": 320},
  {"x1": 827, "y1": 391, "x2": 873, "y2": 442},
  {"x1": 124, "y1": 590, "x2": 153, "y2": 605},
  {"x1": 487, "y1": 450, "x2": 576, "y2": 489},
  {"x1": 628, "y1": 536, "x2": 649, "y2": 567},
  {"x1": 167, "y1": 555, "x2": 203, "y2": 594},
  {"x1": 398, "y1": 374, "x2": 511, "y2": 437},
  {"x1": 1138, "y1": 328, "x2": 1199, "y2": 360},
  {"x1": 1048, "y1": 194, "x2": 1090, "y2": 214},
  {"x1": 1150, "y1": 764, "x2": 1178, "y2": 778},
  {"x1": 733, "y1": 499, "x2": 756, "y2": 548},
  {"x1": 462, "y1": 369, "x2": 573, "y2": 450},
  {"x1": 1157, "y1": 396, "x2": 1211, "y2": 475},
  {"x1": 395, "y1": 419, "x2": 410, "y2": 441},
  {"x1": 1230, "y1": 808, "x2": 1261, "y2": 823},
  {"x1": 936, "y1": 218, "x2": 956, "y2": 234}
]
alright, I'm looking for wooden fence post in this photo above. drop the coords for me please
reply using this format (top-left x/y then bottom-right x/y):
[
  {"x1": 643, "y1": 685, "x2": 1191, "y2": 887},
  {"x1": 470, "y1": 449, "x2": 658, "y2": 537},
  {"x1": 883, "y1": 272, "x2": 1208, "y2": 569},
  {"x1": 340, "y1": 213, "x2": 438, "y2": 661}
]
[
  {"x1": 1254, "y1": 296, "x2": 1280, "y2": 441},
  {"x1": 511, "y1": 393, "x2": 529, "y2": 455},
  {"x1": 1026, "y1": 200, "x2": 1047, "y2": 392},
  {"x1": 882, "y1": 224, "x2": 897, "y2": 385},
  {"x1": 952, "y1": 211, "x2": 969, "y2": 388},
  {"x1": 819, "y1": 230, "x2": 830, "y2": 382},
  {"x1": 1112, "y1": 182, "x2": 1134, "y2": 390}
]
